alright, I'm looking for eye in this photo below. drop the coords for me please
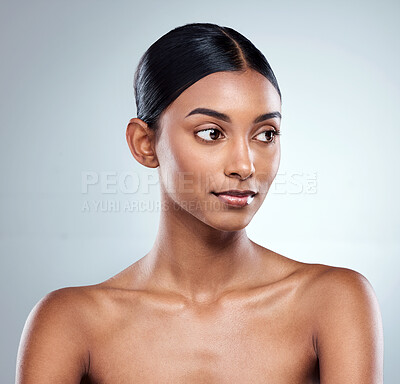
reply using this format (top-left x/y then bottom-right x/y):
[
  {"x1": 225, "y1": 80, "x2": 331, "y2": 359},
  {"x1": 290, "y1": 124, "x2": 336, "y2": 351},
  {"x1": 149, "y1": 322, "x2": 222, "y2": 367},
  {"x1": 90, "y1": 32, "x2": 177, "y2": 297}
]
[
  {"x1": 254, "y1": 129, "x2": 281, "y2": 144},
  {"x1": 195, "y1": 128, "x2": 224, "y2": 142}
]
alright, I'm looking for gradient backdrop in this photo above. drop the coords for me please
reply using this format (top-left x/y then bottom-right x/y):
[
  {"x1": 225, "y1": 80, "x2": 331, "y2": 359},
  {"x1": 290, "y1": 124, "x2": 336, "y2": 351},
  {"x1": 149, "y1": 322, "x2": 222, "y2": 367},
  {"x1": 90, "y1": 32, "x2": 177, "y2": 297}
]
[{"x1": 1, "y1": 0, "x2": 399, "y2": 382}]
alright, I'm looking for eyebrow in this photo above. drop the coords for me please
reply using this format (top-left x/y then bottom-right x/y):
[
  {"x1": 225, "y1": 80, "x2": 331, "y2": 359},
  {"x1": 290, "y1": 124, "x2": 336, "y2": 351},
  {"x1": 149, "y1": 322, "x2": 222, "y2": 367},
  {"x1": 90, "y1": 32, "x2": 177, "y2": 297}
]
[{"x1": 185, "y1": 107, "x2": 282, "y2": 124}]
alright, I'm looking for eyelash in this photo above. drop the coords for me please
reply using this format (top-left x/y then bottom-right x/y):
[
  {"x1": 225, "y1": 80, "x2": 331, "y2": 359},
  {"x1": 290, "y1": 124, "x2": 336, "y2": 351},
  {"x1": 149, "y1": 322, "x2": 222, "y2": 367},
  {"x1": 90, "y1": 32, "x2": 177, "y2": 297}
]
[{"x1": 195, "y1": 128, "x2": 281, "y2": 144}]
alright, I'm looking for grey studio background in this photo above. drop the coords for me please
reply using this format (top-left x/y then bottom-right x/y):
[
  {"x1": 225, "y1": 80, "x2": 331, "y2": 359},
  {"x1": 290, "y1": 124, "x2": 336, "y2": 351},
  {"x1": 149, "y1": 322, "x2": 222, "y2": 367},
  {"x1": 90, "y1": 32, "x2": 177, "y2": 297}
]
[{"x1": 0, "y1": 0, "x2": 399, "y2": 382}]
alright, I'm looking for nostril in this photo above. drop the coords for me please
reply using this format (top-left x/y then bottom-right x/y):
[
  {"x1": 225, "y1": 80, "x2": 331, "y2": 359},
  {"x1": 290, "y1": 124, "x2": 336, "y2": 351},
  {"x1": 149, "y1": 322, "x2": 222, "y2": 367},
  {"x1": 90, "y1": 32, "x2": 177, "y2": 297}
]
[{"x1": 228, "y1": 172, "x2": 253, "y2": 181}]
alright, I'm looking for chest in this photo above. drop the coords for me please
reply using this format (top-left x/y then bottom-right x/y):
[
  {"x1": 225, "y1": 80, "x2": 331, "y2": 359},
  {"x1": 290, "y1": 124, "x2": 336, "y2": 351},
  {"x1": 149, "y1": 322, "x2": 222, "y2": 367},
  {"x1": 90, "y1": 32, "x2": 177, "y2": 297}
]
[{"x1": 87, "y1": 298, "x2": 319, "y2": 383}]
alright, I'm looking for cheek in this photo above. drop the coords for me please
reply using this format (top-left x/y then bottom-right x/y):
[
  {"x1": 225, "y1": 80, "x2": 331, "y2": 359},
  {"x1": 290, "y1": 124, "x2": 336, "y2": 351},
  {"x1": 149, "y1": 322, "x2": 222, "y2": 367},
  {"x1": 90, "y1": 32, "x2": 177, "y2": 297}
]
[
  {"x1": 157, "y1": 135, "x2": 209, "y2": 195},
  {"x1": 269, "y1": 145, "x2": 281, "y2": 179},
  {"x1": 255, "y1": 145, "x2": 281, "y2": 187}
]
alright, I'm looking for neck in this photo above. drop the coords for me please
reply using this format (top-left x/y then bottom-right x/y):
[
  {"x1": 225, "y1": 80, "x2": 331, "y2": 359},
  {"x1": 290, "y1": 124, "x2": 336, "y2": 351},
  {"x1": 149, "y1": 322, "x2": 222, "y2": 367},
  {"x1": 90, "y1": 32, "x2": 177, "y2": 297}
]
[{"x1": 141, "y1": 199, "x2": 261, "y2": 304}]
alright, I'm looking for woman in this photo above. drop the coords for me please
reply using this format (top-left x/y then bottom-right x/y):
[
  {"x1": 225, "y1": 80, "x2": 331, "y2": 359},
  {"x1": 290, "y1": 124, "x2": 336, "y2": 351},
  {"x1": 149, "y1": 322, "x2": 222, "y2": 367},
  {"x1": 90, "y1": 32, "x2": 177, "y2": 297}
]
[{"x1": 16, "y1": 23, "x2": 383, "y2": 383}]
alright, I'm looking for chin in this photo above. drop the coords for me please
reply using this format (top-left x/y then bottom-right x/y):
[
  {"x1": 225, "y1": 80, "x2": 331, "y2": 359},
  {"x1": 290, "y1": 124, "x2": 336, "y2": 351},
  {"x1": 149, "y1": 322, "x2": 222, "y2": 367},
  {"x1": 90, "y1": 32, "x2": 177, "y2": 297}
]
[
  {"x1": 201, "y1": 212, "x2": 255, "y2": 232},
  {"x1": 210, "y1": 222, "x2": 250, "y2": 232}
]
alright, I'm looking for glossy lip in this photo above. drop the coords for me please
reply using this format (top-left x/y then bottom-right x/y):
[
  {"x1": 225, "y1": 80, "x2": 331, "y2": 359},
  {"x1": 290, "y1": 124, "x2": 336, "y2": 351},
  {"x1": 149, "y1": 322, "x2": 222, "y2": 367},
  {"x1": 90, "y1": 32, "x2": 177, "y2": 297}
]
[
  {"x1": 212, "y1": 189, "x2": 257, "y2": 197},
  {"x1": 212, "y1": 190, "x2": 257, "y2": 208}
]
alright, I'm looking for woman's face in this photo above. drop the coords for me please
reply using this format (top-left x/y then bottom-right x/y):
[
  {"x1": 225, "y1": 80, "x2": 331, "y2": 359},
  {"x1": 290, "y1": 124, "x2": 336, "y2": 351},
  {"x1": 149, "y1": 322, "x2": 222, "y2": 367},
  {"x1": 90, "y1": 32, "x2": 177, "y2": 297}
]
[{"x1": 155, "y1": 69, "x2": 281, "y2": 231}]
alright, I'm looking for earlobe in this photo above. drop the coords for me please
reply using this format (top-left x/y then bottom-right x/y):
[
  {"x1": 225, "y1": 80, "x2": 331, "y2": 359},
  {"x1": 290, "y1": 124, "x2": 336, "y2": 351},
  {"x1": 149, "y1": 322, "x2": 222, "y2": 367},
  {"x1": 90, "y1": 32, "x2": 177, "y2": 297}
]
[{"x1": 126, "y1": 118, "x2": 159, "y2": 168}]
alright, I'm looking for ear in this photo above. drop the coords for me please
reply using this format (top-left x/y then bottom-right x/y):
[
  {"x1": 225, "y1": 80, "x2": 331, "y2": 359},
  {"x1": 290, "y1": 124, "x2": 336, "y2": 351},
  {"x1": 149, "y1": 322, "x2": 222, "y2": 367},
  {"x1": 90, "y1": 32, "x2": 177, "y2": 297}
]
[{"x1": 126, "y1": 118, "x2": 159, "y2": 168}]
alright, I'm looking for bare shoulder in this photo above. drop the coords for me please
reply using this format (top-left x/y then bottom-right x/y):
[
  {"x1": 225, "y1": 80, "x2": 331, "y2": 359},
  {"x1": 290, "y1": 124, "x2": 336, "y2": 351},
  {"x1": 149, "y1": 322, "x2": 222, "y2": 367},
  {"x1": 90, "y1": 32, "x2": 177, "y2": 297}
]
[
  {"x1": 16, "y1": 285, "x2": 101, "y2": 383},
  {"x1": 283, "y1": 256, "x2": 381, "y2": 321},
  {"x1": 300, "y1": 263, "x2": 382, "y2": 319},
  {"x1": 260, "y1": 247, "x2": 382, "y2": 333},
  {"x1": 22, "y1": 285, "x2": 102, "y2": 331},
  {"x1": 262, "y1": 247, "x2": 379, "y2": 309},
  {"x1": 294, "y1": 262, "x2": 383, "y2": 383},
  {"x1": 262, "y1": 249, "x2": 383, "y2": 382}
]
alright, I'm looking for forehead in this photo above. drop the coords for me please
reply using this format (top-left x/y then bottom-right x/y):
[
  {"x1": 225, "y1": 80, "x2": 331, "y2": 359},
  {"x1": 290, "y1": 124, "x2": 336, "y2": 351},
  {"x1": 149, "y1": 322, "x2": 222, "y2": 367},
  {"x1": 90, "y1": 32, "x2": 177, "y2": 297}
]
[{"x1": 161, "y1": 69, "x2": 281, "y2": 123}]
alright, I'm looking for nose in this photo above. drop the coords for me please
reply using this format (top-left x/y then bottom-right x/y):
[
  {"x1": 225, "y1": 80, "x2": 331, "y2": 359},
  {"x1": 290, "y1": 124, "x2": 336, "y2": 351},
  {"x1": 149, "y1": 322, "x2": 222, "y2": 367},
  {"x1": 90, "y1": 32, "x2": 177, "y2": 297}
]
[{"x1": 224, "y1": 137, "x2": 255, "y2": 180}]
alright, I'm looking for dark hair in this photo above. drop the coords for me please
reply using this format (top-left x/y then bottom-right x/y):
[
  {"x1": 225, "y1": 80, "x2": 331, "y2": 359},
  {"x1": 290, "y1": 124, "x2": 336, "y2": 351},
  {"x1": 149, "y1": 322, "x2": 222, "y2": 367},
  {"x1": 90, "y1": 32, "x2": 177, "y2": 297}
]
[{"x1": 134, "y1": 22, "x2": 281, "y2": 130}]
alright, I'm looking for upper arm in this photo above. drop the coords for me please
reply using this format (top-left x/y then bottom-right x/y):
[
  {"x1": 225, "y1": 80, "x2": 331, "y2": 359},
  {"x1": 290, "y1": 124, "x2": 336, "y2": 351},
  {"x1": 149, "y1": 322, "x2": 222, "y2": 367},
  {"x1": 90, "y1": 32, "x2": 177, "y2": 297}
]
[
  {"x1": 16, "y1": 288, "x2": 90, "y2": 384},
  {"x1": 315, "y1": 268, "x2": 384, "y2": 384}
]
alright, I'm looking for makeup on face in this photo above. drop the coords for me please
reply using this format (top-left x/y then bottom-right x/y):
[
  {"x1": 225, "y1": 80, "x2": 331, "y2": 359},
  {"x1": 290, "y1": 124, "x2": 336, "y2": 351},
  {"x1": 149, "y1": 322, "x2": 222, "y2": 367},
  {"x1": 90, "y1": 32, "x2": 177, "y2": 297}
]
[
  {"x1": 211, "y1": 190, "x2": 257, "y2": 208},
  {"x1": 155, "y1": 70, "x2": 281, "y2": 230}
]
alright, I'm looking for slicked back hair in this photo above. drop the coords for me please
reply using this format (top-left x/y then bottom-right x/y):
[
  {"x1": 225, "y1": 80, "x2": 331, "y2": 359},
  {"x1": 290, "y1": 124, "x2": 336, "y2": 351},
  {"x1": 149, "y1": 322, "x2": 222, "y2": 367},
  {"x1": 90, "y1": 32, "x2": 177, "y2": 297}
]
[{"x1": 134, "y1": 22, "x2": 281, "y2": 130}]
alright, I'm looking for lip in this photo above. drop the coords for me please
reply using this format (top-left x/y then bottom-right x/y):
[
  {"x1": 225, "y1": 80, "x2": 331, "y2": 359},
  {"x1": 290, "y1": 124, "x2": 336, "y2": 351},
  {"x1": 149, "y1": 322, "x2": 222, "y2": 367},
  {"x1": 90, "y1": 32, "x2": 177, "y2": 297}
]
[
  {"x1": 212, "y1": 190, "x2": 257, "y2": 208},
  {"x1": 213, "y1": 190, "x2": 256, "y2": 197}
]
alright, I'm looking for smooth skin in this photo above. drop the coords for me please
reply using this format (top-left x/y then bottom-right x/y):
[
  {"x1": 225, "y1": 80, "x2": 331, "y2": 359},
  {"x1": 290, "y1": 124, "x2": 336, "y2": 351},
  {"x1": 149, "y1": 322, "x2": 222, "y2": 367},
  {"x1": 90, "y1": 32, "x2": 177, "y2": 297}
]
[{"x1": 16, "y1": 69, "x2": 384, "y2": 383}]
